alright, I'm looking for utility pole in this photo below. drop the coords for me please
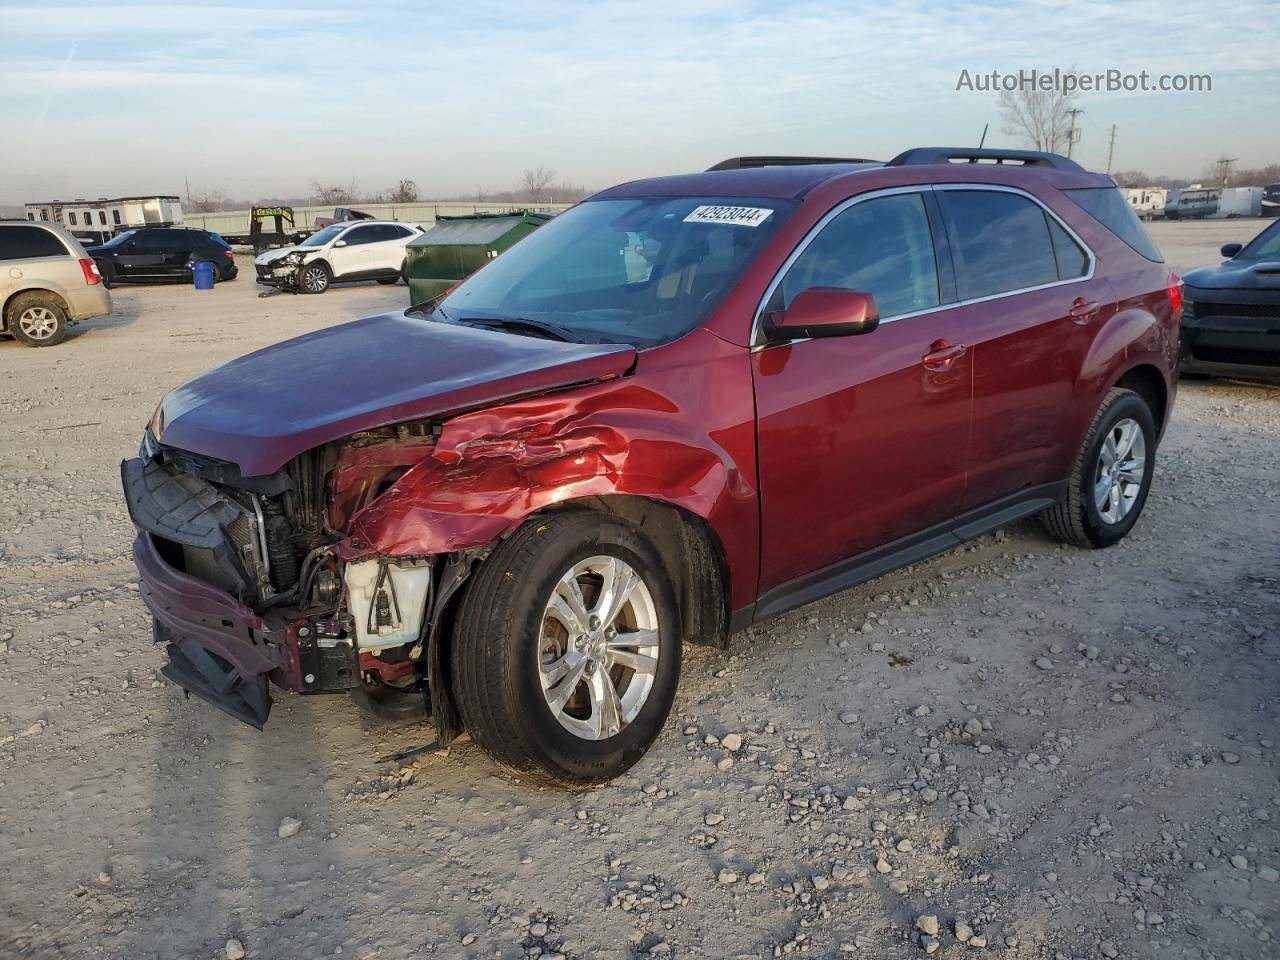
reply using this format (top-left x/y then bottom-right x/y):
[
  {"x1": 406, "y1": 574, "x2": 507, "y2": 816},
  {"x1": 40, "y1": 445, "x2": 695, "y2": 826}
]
[
  {"x1": 1105, "y1": 125, "x2": 1117, "y2": 175},
  {"x1": 1065, "y1": 107, "x2": 1084, "y2": 159},
  {"x1": 1215, "y1": 156, "x2": 1238, "y2": 187}
]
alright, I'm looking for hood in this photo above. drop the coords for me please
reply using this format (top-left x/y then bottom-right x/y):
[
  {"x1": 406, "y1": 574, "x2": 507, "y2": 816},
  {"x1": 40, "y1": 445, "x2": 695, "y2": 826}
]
[
  {"x1": 255, "y1": 244, "x2": 321, "y2": 265},
  {"x1": 153, "y1": 313, "x2": 637, "y2": 476},
  {"x1": 1182, "y1": 258, "x2": 1280, "y2": 292}
]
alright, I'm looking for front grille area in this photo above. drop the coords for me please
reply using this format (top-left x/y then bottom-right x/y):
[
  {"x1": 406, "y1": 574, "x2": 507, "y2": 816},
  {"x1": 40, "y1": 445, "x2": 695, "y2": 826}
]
[{"x1": 1191, "y1": 300, "x2": 1280, "y2": 323}]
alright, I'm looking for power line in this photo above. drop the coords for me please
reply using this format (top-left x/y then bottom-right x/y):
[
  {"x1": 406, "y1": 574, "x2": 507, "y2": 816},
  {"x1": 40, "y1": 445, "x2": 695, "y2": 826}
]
[{"x1": 1066, "y1": 108, "x2": 1084, "y2": 159}]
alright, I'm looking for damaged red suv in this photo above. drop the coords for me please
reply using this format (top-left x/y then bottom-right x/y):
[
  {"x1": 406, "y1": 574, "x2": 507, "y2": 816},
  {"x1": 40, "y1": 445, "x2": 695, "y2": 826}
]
[{"x1": 124, "y1": 148, "x2": 1180, "y2": 785}]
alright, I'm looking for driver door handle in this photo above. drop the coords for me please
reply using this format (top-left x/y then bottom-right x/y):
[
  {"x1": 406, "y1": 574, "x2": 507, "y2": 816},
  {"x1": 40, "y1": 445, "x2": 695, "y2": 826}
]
[{"x1": 922, "y1": 339, "x2": 967, "y2": 372}]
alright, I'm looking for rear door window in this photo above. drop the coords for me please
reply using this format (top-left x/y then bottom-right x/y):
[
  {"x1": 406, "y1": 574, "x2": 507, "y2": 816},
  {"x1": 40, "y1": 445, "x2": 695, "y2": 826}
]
[
  {"x1": 777, "y1": 192, "x2": 941, "y2": 318},
  {"x1": 0, "y1": 225, "x2": 69, "y2": 260},
  {"x1": 938, "y1": 190, "x2": 1061, "y2": 299},
  {"x1": 1067, "y1": 187, "x2": 1163, "y2": 262},
  {"x1": 340, "y1": 226, "x2": 378, "y2": 246}
]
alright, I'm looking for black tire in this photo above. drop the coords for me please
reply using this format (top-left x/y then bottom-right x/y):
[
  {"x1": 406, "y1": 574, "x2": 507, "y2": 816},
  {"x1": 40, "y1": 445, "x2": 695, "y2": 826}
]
[
  {"x1": 95, "y1": 260, "x2": 115, "y2": 288},
  {"x1": 1042, "y1": 387, "x2": 1156, "y2": 548},
  {"x1": 7, "y1": 292, "x2": 70, "y2": 347},
  {"x1": 452, "y1": 511, "x2": 682, "y2": 787},
  {"x1": 376, "y1": 276, "x2": 398, "y2": 286},
  {"x1": 299, "y1": 261, "x2": 331, "y2": 294}
]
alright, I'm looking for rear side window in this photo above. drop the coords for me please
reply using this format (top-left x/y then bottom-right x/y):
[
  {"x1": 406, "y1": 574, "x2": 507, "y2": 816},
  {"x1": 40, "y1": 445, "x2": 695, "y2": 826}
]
[
  {"x1": 0, "y1": 225, "x2": 69, "y2": 260},
  {"x1": 1067, "y1": 187, "x2": 1163, "y2": 262},
  {"x1": 778, "y1": 192, "x2": 940, "y2": 318},
  {"x1": 939, "y1": 190, "x2": 1060, "y2": 299},
  {"x1": 1048, "y1": 218, "x2": 1089, "y2": 279}
]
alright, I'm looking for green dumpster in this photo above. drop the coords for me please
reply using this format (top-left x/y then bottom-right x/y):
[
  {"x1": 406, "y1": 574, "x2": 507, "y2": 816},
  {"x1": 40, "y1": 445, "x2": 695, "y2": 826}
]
[{"x1": 405, "y1": 210, "x2": 552, "y2": 305}]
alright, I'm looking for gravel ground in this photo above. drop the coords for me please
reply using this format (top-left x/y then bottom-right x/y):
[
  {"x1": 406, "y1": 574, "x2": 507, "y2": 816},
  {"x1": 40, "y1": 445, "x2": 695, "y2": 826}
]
[{"x1": 2, "y1": 221, "x2": 1277, "y2": 960}]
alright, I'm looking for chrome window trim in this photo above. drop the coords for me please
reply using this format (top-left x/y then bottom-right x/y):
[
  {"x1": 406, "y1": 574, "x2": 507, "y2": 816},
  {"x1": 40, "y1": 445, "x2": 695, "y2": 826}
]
[{"x1": 750, "y1": 182, "x2": 1097, "y2": 349}]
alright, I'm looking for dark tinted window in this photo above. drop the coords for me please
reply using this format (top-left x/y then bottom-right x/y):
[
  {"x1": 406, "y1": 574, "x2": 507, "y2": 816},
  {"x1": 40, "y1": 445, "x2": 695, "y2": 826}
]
[
  {"x1": 1067, "y1": 187, "x2": 1163, "y2": 262},
  {"x1": 98, "y1": 211, "x2": 107, "y2": 225},
  {"x1": 69, "y1": 212, "x2": 78, "y2": 225},
  {"x1": 779, "y1": 193, "x2": 940, "y2": 317},
  {"x1": 134, "y1": 230, "x2": 176, "y2": 250},
  {"x1": 112, "y1": 210, "x2": 121, "y2": 225},
  {"x1": 1048, "y1": 218, "x2": 1089, "y2": 279},
  {"x1": 341, "y1": 226, "x2": 378, "y2": 245},
  {"x1": 0, "y1": 225, "x2": 70, "y2": 260},
  {"x1": 1240, "y1": 220, "x2": 1280, "y2": 260},
  {"x1": 940, "y1": 190, "x2": 1060, "y2": 299}
]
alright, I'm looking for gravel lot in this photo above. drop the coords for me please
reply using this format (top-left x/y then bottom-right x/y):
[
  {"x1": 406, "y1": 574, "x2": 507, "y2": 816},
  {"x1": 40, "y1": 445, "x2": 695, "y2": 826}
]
[{"x1": 2, "y1": 220, "x2": 1277, "y2": 960}]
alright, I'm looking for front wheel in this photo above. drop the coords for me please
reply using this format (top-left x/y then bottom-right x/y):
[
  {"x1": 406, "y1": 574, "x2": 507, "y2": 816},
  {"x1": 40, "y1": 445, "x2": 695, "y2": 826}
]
[
  {"x1": 1042, "y1": 387, "x2": 1156, "y2": 548},
  {"x1": 452, "y1": 511, "x2": 681, "y2": 786},
  {"x1": 299, "y1": 261, "x2": 330, "y2": 294}
]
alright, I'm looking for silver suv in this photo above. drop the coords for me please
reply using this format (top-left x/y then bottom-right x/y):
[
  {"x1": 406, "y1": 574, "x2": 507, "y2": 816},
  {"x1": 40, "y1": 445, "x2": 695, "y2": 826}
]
[{"x1": 1, "y1": 220, "x2": 112, "y2": 346}]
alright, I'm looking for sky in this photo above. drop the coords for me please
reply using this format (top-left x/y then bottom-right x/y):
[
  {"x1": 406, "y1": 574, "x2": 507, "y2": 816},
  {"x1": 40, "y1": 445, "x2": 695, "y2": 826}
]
[{"x1": 1, "y1": 0, "x2": 1277, "y2": 205}]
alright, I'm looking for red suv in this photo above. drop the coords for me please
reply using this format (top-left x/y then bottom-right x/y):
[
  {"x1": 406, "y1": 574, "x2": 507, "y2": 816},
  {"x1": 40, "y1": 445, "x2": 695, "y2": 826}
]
[{"x1": 123, "y1": 148, "x2": 1181, "y2": 785}]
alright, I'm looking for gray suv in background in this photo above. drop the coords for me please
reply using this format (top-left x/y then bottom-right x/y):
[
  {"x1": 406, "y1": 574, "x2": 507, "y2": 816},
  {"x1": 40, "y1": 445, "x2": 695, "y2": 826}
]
[{"x1": 0, "y1": 221, "x2": 112, "y2": 346}]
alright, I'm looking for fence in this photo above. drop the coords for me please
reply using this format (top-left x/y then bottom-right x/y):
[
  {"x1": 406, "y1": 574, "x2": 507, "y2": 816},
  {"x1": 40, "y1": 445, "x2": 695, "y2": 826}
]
[{"x1": 183, "y1": 201, "x2": 574, "y2": 236}]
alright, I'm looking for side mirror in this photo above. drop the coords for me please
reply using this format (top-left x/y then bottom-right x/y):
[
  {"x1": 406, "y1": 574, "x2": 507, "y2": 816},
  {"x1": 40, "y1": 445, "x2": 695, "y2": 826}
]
[
  {"x1": 766, "y1": 287, "x2": 880, "y2": 341},
  {"x1": 1220, "y1": 242, "x2": 1243, "y2": 258},
  {"x1": 334, "y1": 239, "x2": 347, "y2": 248}
]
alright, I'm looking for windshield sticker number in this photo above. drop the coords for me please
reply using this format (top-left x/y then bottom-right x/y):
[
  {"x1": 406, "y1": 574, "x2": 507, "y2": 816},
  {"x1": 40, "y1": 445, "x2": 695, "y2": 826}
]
[{"x1": 683, "y1": 205, "x2": 773, "y2": 227}]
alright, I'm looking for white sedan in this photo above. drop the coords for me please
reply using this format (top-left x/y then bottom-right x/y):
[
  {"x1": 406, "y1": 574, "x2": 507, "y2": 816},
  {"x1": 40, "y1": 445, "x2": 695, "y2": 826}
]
[{"x1": 255, "y1": 220, "x2": 423, "y2": 294}]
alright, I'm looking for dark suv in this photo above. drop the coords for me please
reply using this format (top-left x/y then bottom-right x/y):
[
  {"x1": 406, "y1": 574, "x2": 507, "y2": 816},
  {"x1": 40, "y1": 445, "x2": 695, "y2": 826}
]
[
  {"x1": 123, "y1": 148, "x2": 1180, "y2": 785},
  {"x1": 86, "y1": 227, "x2": 237, "y2": 286}
]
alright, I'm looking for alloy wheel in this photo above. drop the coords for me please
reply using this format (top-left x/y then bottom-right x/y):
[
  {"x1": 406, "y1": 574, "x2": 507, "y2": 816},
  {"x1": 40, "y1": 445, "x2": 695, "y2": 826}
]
[
  {"x1": 302, "y1": 265, "x2": 327, "y2": 293},
  {"x1": 537, "y1": 555, "x2": 660, "y2": 741},
  {"x1": 17, "y1": 306, "x2": 60, "y2": 341},
  {"x1": 1093, "y1": 417, "x2": 1146, "y2": 524}
]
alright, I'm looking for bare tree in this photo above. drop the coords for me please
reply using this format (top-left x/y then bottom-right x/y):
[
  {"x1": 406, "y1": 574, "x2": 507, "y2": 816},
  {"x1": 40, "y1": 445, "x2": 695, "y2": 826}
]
[
  {"x1": 520, "y1": 166, "x2": 557, "y2": 202},
  {"x1": 310, "y1": 179, "x2": 359, "y2": 205},
  {"x1": 998, "y1": 79, "x2": 1079, "y2": 154},
  {"x1": 188, "y1": 188, "x2": 229, "y2": 213},
  {"x1": 384, "y1": 178, "x2": 419, "y2": 203}
]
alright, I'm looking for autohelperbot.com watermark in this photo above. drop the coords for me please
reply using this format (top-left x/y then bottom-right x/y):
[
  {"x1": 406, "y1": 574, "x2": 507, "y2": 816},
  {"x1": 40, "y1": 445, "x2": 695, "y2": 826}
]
[{"x1": 956, "y1": 68, "x2": 1211, "y2": 94}]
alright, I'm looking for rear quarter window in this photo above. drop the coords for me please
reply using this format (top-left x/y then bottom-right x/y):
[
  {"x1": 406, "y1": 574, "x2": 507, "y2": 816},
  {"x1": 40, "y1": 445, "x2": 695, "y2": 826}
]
[
  {"x1": 0, "y1": 225, "x2": 70, "y2": 260},
  {"x1": 1067, "y1": 187, "x2": 1163, "y2": 262}
]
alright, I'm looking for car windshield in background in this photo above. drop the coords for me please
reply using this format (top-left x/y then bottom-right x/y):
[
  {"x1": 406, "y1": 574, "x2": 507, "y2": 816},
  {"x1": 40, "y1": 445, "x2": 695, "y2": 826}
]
[
  {"x1": 101, "y1": 230, "x2": 136, "y2": 247},
  {"x1": 439, "y1": 197, "x2": 792, "y2": 347},
  {"x1": 299, "y1": 225, "x2": 347, "y2": 247},
  {"x1": 1240, "y1": 220, "x2": 1280, "y2": 260}
]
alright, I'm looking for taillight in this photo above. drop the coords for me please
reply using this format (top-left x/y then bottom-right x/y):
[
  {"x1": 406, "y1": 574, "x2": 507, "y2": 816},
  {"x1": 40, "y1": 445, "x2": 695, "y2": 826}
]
[
  {"x1": 1167, "y1": 272, "x2": 1184, "y2": 317},
  {"x1": 79, "y1": 258, "x2": 101, "y2": 285},
  {"x1": 224, "y1": 249, "x2": 235, "y2": 258}
]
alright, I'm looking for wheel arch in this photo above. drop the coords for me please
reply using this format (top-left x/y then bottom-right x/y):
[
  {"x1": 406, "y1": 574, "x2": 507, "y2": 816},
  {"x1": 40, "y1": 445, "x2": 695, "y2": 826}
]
[
  {"x1": 1113, "y1": 363, "x2": 1169, "y2": 435},
  {"x1": 3, "y1": 286, "x2": 71, "y2": 332}
]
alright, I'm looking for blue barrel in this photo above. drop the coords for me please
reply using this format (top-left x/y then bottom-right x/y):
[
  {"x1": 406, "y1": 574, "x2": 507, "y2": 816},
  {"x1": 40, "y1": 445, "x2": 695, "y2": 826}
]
[{"x1": 193, "y1": 261, "x2": 215, "y2": 289}]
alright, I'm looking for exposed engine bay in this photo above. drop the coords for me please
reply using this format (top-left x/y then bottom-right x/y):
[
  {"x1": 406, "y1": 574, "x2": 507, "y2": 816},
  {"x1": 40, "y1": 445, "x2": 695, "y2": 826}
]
[{"x1": 122, "y1": 420, "x2": 475, "y2": 730}]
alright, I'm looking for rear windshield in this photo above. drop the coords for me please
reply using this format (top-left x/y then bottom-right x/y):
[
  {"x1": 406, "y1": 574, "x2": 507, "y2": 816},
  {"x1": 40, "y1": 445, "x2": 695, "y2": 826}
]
[
  {"x1": 440, "y1": 196, "x2": 791, "y2": 347},
  {"x1": 1067, "y1": 187, "x2": 1163, "y2": 263}
]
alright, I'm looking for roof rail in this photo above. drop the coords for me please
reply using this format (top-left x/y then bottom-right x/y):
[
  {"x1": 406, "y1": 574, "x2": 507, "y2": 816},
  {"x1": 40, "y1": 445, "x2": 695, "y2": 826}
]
[
  {"x1": 886, "y1": 147, "x2": 1086, "y2": 173},
  {"x1": 707, "y1": 156, "x2": 877, "y2": 172}
]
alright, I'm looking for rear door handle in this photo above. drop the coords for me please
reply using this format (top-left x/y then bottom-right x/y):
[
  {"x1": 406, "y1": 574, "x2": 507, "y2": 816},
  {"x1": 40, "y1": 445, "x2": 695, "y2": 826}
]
[
  {"x1": 1069, "y1": 297, "x2": 1100, "y2": 323},
  {"x1": 922, "y1": 339, "x2": 967, "y2": 371}
]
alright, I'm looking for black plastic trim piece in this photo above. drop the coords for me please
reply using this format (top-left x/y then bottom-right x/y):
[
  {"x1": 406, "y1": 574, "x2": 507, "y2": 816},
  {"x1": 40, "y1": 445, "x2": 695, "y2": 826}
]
[
  {"x1": 887, "y1": 147, "x2": 1086, "y2": 174},
  {"x1": 707, "y1": 156, "x2": 877, "y2": 172}
]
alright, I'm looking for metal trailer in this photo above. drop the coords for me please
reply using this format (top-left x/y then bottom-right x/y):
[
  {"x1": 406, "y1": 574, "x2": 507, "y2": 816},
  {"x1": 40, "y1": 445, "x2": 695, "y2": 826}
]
[
  {"x1": 1121, "y1": 187, "x2": 1167, "y2": 220},
  {"x1": 1216, "y1": 187, "x2": 1264, "y2": 218},
  {"x1": 1164, "y1": 187, "x2": 1222, "y2": 220},
  {"x1": 403, "y1": 211, "x2": 553, "y2": 305},
  {"x1": 23, "y1": 195, "x2": 184, "y2": 245}
]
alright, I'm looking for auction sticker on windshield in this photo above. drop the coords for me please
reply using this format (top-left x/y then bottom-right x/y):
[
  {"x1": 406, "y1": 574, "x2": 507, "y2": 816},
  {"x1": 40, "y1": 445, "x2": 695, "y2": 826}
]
[{"x1": 683, "y1": 205, "x2": 773, "y2": 227}]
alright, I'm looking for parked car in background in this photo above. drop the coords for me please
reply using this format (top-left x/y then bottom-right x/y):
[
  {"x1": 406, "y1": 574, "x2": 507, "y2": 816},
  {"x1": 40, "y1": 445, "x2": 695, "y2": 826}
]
[
  {"x1": 86, "y1": 227, "x2": 237, "y2": 287},
  {"x1": 125, "y1": 148, "x2": 1181, "y2": 785},
  {"x1": 254, "y1": 220, "x2": 423, "y2": 294},
  {"x1": 1180, "y1": 218, "x2": 1280, "y2": 379},
  {"x1": 1, "y1": 220, "x2": 111, "y2": 346},
  {"x1": 1264, "y1": 183, "x2": 1280, "y2": 218}
]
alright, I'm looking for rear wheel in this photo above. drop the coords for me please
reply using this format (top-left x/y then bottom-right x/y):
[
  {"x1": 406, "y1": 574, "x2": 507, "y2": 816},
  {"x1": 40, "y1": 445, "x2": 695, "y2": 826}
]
[
  {"x1": 452, "y1": 512, "x2": 681, "y2": 786},
  {"x1": 1042, "y1": 387, "x2": 1156, "y2": 548},
  {"x1": 376, "y1": 276, "x2": 398, "y2": 286},
  {"x1": 8, "y1": 292, "x2": 69, "y2": 347},
  {"x1": 299, "y1": 261, "x2": 331, "y2": 294}
]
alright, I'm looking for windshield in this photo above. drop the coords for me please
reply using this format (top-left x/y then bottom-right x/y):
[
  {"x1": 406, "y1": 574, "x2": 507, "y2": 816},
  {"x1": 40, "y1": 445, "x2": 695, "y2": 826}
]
[
  {"x1": 299, "y1": 224, "x2": 348, "y2": 247},
  {"x1": 1239, "y1": 220, "x2": 1280, "y2": 260},
  {"x1": 439, "y1": 197, "x2": 790, "y2": 346},
  {"x1": 101, "y1": 230, "x2": 136, "y2": 247}
]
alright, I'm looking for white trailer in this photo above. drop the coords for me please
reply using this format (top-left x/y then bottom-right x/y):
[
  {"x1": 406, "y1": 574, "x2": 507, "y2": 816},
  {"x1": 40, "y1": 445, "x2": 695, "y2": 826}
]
[
  {"x1": 1121, "y1": 187, "x2": 1167, "y2": 220},
  {"x1": 23, "y1": 195, "x2": 184, "y2": 245},
  {"x1": 1216, "y1": 187, "x2": 1263, "y2": 218}
]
